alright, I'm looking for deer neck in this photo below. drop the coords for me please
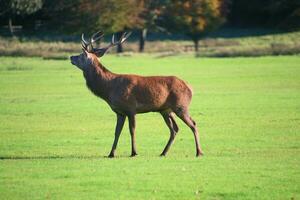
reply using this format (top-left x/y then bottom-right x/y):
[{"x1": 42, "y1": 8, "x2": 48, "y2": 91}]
[{"x1": 83, "y1": 59, "x2": 115, "y2": 101}]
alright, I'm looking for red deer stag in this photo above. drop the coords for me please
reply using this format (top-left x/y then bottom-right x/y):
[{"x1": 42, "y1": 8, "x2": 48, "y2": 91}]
[{"x1": 70, "y1": 31, "x2": 203, "y2": 157}]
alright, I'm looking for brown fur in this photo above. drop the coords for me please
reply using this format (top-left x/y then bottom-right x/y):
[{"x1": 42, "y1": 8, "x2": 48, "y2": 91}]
[{"x1": 70, "y1": 51, "x2": 203, "y2": 157}]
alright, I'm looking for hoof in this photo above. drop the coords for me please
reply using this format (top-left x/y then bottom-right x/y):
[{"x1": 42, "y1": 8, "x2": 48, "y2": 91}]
[
  {"x1": 108, "y1": 154, "x2": 115, "y2": 158},
  {"x1": 196, "y1": 152, "x2": 204, "y2": 157},
  {"x1": 130, "y1": 153, "x2": 138, "y2": 157}
]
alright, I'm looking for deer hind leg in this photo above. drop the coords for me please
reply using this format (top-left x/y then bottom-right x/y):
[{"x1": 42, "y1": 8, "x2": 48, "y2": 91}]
[
  {"x1": 169, "y1": 113, "x2": 179, "y2": 133},
  {"x1": 128, "y1": 114, "x2": 138, "y2": 157},
  {"x1": 108, "y1": 114, "x2": 126, "y2": 158},
  {"x1": 174, "y1": 108, "x2": 203, "y2": 157},
  {"x1": 160, "y1": 112, "x2": 179, "y2": 156}
]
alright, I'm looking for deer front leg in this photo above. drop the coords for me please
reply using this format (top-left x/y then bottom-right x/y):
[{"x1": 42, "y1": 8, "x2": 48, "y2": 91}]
[
  {"x1": 108, "y1": 114, "x2": 126, "y2": 158},
  {"x1": 128, "y1": 114, "x2": 138, "y2": 157}
]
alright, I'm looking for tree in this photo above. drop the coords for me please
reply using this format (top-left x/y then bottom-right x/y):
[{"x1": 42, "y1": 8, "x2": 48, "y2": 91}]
[
  {"x1": 43, "y1": 0, "x2": 143, "y2": 53},
  {"x1": 0, "y1": 0, "x2": 42, "y2": 35},
  {"x1": 136, "y1": 0, "x2": 165, "y2": 52},
  {"x1": 160, "y1": 0, "x2": 229, "y2": 52},
  {"x1": 264, "y1": 0, "x2": 300, "y2": 30},
  {"x1": 42, "y1": 0, "x2": 92, "y2": 33},
  {"x1": 228, "y1": 0, "x2": 300, "y2": 30},
  {"x1": 93, "y1": 0, "x2": 144, "y2": 53}
]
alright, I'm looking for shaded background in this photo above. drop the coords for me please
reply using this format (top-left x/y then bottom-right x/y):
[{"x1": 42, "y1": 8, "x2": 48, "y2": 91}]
[{"x1": 0, "y1": 0, "x2": 299, "y2": 58}]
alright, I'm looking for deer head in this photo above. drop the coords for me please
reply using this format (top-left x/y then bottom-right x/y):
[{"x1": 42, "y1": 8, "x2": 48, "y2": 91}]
[{"x1": 70, "y1": 31, "x2": 131, "y2": 71}]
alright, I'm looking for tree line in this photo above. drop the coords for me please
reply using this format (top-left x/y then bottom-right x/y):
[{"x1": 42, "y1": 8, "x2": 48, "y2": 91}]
[{"x1": 0, "y1": 0, "x2": 299, "y2": 52}]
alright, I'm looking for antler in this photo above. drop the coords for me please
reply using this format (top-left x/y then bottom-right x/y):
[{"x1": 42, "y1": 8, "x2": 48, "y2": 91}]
[
  {"x1": 81, "y1": 31, "x2": 104, "y2": 51},
  {"x1": 91, "y1": 31, "x2": 104, "y2": 43},
  {"x1": 81, "y1": 31, "x2": 131, "y2": 57},
  {"x1": 93, "y1": 32, "x2": 131, "y2": 57},
  {"x1": 105, "y1": 32, "x2": 131, "y2": 50},
  {"x1": 81, "y1": 33, "x2": 89, "y2": 50}
]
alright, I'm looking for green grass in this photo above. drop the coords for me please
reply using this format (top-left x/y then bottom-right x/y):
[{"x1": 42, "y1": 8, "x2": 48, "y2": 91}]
[{"x1": 0, "y1": 55, "x2": 299, "y2": 199}]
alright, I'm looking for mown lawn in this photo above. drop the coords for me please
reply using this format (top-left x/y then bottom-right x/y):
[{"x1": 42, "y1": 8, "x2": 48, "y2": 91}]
[{"x1": 0, "y1": 55, "x2": 299, "y2": 199}]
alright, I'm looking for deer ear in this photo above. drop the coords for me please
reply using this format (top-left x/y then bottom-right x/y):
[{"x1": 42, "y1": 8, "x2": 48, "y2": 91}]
[{"x1": 94, "y1": 49, "x2": 106, "y2": 57}]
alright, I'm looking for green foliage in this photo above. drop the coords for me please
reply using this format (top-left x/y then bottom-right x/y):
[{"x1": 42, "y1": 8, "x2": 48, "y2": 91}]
[
  {"x1": 43, "y1": 0, "x2": 143, "y2": 34},
  {"x1": 0, "y1": 0, "x2": 42, "y2": 35},
  {"x1": 0, "y1": 55, "x2": 300, "y2": 199},
  {"x1": 162, "y1": 0, "x2": 229, "y2": 36},
  {"x1": 160, "y1": 0, "x2": 230, "y2": 51},
  {"x1": 42, "y1": 0, "x2": 91, "y2": 33},
  {"x1": 0, "y1": 0, "x2": 42, "y2": 16},
  {"x1": 95, "y1": 0, "x2": 144, "y2": 33},
  {"x1": 137, "y1": 0, "x2": 165, "y2": 30}
]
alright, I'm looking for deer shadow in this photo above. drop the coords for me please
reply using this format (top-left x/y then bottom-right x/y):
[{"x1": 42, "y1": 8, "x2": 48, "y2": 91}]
[{"x1": 0, "y1": 155, "x2": 133, "y2": 160}]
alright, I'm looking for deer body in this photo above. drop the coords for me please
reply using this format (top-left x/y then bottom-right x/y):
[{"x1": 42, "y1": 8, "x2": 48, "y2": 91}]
[
  {"x1": 70, "y1": 31, "x2": 203, "y2": 157},
  {"x1": 84, "y1": 58, "x2": 192, "y2": 114}
]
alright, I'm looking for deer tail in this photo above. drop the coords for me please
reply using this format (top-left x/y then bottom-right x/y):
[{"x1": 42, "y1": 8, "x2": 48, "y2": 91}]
[{"x1": 187, "y1": 84, "x2": 194, "y2": 96}]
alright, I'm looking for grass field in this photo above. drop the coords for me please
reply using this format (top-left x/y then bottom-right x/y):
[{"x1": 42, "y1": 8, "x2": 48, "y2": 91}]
[{"x1": 0, "y1": 55, "x2": 299, "y2": 199}]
